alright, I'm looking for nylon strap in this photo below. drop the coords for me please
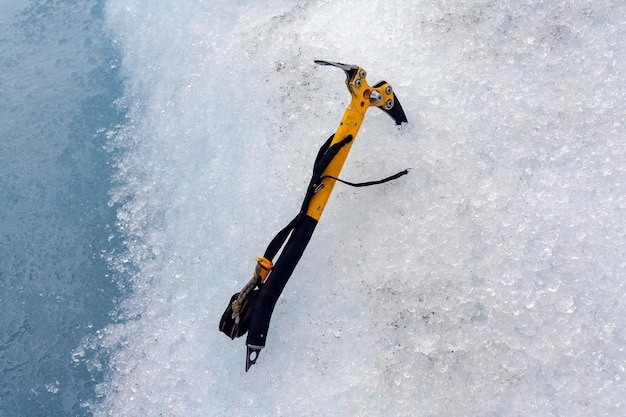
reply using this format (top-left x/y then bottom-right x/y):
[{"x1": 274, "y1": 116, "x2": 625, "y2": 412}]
[
  {"x1": 320, "y1": 169, "x2": 409, "y2": 188},
  {"x1": 264, "y1": 137, "x2": 407, "y2": 262},
  {"x1": 232, "y1": 136, "x2": 408, "y2": 322}
]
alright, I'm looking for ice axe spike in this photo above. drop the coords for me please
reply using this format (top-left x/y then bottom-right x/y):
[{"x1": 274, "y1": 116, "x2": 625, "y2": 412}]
[{"x1": 314, "y1": 60, "x2": 408, "y2": 125}]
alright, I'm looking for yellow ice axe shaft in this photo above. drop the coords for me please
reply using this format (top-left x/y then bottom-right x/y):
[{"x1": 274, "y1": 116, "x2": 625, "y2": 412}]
[{"x1": 307, "y1": 61, "x2": 402, "y2": 220}]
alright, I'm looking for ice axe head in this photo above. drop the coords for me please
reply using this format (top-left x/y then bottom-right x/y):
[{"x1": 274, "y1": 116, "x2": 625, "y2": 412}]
[{"x1": 314, "y1": 60, "x2": 408, "y2": 125}]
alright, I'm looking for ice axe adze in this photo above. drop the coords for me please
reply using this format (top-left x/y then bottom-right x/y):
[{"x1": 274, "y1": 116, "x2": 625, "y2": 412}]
[{"x1": 219, "y1": 60, "x2": 408, "y2": 371}]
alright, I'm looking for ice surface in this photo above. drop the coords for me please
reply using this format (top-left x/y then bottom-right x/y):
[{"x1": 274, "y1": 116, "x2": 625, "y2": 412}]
[
  {"x1": 1, "y1": 1, "x2": 125, "y2": 415},
  {"x1": 81, "y1": 0, "x2": 625, "y2": 416}
]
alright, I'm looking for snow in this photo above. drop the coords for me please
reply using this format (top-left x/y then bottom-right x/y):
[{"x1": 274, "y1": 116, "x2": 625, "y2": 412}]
[{"x1": 83, "y1": 0, "x2": 625, "y2": 415}]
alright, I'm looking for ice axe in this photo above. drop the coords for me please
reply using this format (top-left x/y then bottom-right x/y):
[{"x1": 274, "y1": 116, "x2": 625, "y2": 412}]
[{"x1": 219, "y1": 60, "x2": 408, "y2": 371}]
